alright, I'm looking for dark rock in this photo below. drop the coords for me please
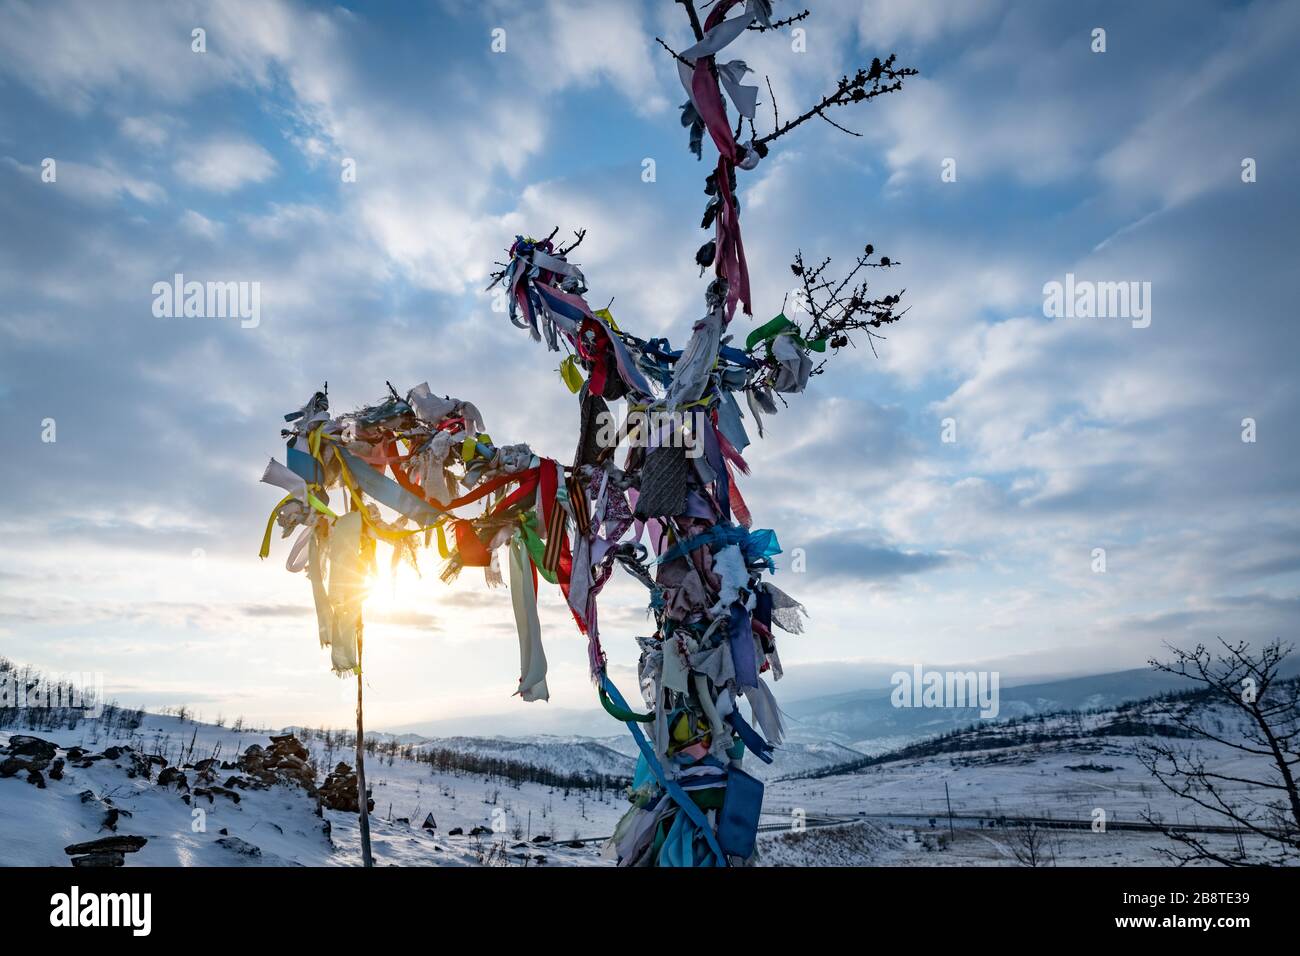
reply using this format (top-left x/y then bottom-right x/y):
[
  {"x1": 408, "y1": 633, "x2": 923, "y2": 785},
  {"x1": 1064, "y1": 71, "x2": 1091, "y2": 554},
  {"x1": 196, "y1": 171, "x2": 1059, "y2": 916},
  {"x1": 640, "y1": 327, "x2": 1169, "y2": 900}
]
[
  {"x1": 532, "y1": 834, "x2": 551, "y2": 843},
  {"x1": 157, "y1": 767, "x2": 188, "y2": 789},
  {"x1": 78, "y1": 790, "x2": 97, "y2": 803},
  {"x1": 215, "y1": 836, "x2": 261, "y2": 858},
  {"x1": 268, "y1": 734, "x2": 309, "y2": 761},
  {"x1": 1, "y1": 753, "x2": 49, "y2": 775},
  {"x1": 318, "y1": 764, "x2": 371, "y2": 813},
  {"x1": 192, "y1": 786, "x2": 241, "y2": 804},
  {"x1": 194, "y1": 758, "x2": 218, "y2": 772},
  {"x1": 422, "y1": 813, "x2": 437, "y2": 831},
  {"x1": 65, "y1": 835, "x2": 148, "y2": 855},
  {"x1": 7, "y1": 735, "x2": 57, "y2": 761},
  {"x1": 71, "y1": 851, "x2": 125, "y2": 868},
  {"x1": 102, "y1": 745, "x2": 130, "y2": 760},
  {"x1": 66, "y1": 747, "x2": 87, "y2": 761},
  {"x1": 448, "y1": 827, "x2": 463, "y2": 836},
  {"x1": 219, "y1": 828, "x2": 228, "y2": 835},
  {"x1": 48, "y1": 758, "x2": 65, "y2": 781},
  {"x1": 26, "y1": 769, "x2": 45, "y2": 788}
]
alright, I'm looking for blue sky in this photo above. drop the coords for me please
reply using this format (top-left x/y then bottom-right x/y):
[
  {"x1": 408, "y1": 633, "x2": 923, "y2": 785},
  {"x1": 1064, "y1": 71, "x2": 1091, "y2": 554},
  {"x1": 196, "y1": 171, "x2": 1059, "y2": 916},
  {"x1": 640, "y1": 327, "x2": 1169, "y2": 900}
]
[{"x1": 1, "y1": 0, "x2": 1297, "y2": 733}]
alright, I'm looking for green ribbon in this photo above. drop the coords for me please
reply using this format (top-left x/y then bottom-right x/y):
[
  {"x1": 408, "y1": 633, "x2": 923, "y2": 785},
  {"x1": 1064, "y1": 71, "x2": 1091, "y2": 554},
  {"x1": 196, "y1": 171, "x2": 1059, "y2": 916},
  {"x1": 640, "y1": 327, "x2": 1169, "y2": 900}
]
[
  {"x1": 518, "y1": 511, "x2": 559, "y2": 585},
  {"x1": 599, "y1": 685, "x2": 654, "y2": 723},
  {"x1": 744, "y1": 313, "x2": 828, "y2": 354}
]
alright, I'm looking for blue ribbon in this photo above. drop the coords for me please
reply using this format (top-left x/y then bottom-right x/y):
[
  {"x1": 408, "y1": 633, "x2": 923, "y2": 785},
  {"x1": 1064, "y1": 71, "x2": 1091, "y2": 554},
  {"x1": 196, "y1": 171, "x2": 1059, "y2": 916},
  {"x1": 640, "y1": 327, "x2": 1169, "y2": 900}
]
[
  {"x1": 728, "y1": 601, "x2": 759, "y2": 689},
  {"x1": 286, "y1": 443, "x2": 323, "y2": 485},
  {"x1": 336, "y1": 446, "x2": 445, "y2": 527},
  {"x1": 654, "y1": 523, "x2": 781, "y2": 571},
  {"x1": 725, "y1": 708, "x2": 774, "y2": 763},
  {"x1": 601, "y1": 673, "x2": 727, "y2": 865}
]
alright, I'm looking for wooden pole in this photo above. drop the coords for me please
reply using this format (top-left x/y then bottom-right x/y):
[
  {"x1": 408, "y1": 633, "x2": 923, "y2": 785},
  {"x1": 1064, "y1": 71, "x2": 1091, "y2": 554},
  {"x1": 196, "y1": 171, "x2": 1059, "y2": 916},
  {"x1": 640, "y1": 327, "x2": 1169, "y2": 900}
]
[
  {"x1": 355, "y1": 633, "x2": 374, "y2": 868},
  {"x1": 944, "y1": 781, "x2": 955, "y2": 841}
]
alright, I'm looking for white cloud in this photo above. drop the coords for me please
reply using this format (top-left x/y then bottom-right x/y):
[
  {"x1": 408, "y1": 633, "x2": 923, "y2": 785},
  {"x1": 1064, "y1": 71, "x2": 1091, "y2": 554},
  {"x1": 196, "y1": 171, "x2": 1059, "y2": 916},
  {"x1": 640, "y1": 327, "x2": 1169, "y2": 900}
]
[
  {"x1": 119, "y1": 115, "x2": 172, "y2": 147},
  {"x1": 180, "y1": 209, "x2": 223, "y2": 240},
  {"x1": 173, "y1": 136, "x2": 278, "y2": 192},
  {"x1": 853, "y1": 0, "x2": 1004, "y2": 47},
  {"x1": 3, "y1": 155, "x2": 165, "y2": 204}
]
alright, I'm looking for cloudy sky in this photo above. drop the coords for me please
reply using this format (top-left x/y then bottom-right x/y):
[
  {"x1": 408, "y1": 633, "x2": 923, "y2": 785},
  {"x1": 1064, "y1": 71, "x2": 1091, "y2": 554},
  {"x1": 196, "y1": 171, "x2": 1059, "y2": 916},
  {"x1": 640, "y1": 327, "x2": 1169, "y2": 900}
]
[{"x1": 1, "y1": 0, "x2": 1297, "y2": 733}]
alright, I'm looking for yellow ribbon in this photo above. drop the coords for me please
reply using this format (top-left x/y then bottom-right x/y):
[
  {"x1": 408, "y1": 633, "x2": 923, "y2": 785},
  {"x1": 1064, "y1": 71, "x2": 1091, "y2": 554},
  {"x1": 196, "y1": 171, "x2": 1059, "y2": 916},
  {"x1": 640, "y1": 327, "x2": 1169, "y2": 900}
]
[
  {"x1": 559, "y1": 354, "x2": 584, "y2": 393},
  {"x1": 258, "y1": 493, "x2": 295, "y2": 559}
]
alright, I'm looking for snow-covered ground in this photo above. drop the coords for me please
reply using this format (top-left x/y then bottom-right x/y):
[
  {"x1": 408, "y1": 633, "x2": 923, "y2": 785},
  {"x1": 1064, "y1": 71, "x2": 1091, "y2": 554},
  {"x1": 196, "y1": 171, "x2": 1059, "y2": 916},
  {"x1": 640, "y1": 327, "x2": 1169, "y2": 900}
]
[
  {"x1": 3, "y1": 692, "x2": 1291, "y2": 866},
  {"x1": 0, "y1": 715, "x2": 620, "y2": 867}
]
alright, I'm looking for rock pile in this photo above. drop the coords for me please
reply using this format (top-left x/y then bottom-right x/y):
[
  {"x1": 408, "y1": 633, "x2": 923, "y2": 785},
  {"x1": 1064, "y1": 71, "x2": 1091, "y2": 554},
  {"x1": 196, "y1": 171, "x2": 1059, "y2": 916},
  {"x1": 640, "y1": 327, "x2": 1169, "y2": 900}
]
[
  {"x1": 64, "y1": 835, "x2": 148, "y2": 868},
  {"x1": 236, "y1": 733, "x2": 317, "y2": 792},
  {"x1": 318, "y1": 761, "x2": 373, "y2": 813},
  {"x1": 4, "y1": 730, "x2": 334, "y2": 866},
  {"x1": 0, "y1": 734, "x2": 58, "y2": 788}
]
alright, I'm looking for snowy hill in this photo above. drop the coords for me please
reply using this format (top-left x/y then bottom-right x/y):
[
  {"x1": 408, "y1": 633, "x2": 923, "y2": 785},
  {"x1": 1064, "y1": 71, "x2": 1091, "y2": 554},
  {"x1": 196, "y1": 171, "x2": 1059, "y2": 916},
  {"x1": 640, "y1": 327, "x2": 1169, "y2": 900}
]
[
  {"x1": 0, "y1": 713, "x2": 623, "y2": 867},
  {"x1": 5, "y1": 657, "x2": 1295, "y2": 867},
  {"x1": 760, "y1": 683, "x2": 1299, "y2": 866},
  {"x1": 782, "y1": 666, "x2": 1204, "y2": 745}
]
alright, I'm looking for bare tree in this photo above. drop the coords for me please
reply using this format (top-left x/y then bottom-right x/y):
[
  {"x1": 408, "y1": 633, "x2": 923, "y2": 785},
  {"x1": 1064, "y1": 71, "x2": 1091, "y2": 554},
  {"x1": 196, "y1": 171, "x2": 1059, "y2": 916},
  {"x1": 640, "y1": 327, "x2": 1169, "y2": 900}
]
[
  {"x1": 1004, "y1": 821, "x2": 1060, "y2": 867},
  {"x1": 1137, "y1": 639, "x2": 1300, "y2": 866}
]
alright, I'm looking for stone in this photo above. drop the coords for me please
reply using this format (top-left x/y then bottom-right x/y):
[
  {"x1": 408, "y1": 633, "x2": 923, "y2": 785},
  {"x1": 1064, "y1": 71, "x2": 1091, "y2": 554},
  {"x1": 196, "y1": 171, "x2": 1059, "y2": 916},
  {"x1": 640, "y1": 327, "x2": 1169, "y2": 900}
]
[
  {"x1": 215, "y1": 836, "x2": 262, "y2": 858},
  {"x1": 157, "y1": 767, "x2": 188, "y2": 789},
  {"x1": 193, "y1": 786, "x2": 241, "y2": 804},
  {"x1": 70, "y1": 851, "x2": 125, "y2": 868},
  {"x1": 65, "y1": 835, "x2": 148, "y2": 855},
  {"x1": 7, "y1": 735, "x2": 57, "y2": 761}
]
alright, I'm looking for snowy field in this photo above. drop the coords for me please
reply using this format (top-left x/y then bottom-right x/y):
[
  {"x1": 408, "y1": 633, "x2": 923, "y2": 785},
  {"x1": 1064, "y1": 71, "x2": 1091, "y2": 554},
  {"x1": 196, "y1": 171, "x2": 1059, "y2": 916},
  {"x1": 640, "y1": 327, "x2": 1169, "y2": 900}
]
[
  {"x1": 1, "y1": 699, "x2": 1288, "y2": 867},
  {"x1": 1, "y1": 716, "x2": 621, "y2": 868}
]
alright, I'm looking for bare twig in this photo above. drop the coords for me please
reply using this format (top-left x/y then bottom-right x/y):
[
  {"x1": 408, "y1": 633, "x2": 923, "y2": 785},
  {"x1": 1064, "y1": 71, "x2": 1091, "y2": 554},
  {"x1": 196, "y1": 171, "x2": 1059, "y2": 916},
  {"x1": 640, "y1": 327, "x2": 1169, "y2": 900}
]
[{"x1": 748, "y1": 9, "x2": 811, "y2": 32}]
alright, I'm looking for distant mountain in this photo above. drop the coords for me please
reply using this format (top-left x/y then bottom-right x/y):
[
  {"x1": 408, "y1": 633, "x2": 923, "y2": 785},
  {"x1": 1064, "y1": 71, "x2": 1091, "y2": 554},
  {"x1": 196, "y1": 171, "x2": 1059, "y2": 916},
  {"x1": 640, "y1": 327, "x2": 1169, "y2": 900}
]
[
  {"x1": 782, "y1": 667, "x2": 1204, "y2": 747},
  {"x1": 408, "y1": 734, "x2": 633, "y2": 780},
  {"x1": 595, "y1": 733, "x2": 865, "y2": 780},
  {"x1": 382, "y1": 707, "x2": 613, "y2": 740}
]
